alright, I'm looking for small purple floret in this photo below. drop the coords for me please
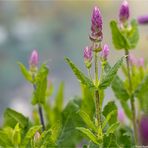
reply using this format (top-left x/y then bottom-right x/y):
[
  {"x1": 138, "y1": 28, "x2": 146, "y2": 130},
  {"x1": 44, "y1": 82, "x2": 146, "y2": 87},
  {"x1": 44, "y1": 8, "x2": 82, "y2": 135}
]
[
  {"x1": 119, "y1": 0, "x2": 129, "y2": 23},
  {"x1": 100, "y1": 44, "x2": 109, "y2": 60},
  {"x1": 84, "y1": 46, "x2": 92, "y2": 68},
  {"x1": 29, "y1": 49, "x2": 39, "y2": 67}
]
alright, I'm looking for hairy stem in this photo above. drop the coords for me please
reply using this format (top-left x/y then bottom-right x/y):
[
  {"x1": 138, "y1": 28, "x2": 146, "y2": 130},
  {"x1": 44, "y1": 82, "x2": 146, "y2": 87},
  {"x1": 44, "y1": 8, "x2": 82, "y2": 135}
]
[
  {"x1": 125, "y1": 50, "x2": 138, "y2": 143},
  {"x1": 32, "y1": 75, "x2": 45, "y2": 131}
]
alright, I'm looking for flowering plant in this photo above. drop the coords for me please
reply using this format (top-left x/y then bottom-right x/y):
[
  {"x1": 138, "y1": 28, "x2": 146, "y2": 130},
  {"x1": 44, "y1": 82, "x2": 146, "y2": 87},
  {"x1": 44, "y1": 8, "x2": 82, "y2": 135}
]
[{"x1": 0, "y1": 1, "x2": 148, "y2": 147}]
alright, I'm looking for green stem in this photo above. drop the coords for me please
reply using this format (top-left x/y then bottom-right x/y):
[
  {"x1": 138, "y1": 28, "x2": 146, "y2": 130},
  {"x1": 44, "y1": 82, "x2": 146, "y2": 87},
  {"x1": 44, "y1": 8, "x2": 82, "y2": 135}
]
[
  {"x1": 94, "y1": 51, "x2": 101, "y2": 127},
  {"x1": 32, "y1": 74, "x2": 45, "y2": 131},
  {"x1": 125, "y1": 50, "x2": 138, "y2": 144}
]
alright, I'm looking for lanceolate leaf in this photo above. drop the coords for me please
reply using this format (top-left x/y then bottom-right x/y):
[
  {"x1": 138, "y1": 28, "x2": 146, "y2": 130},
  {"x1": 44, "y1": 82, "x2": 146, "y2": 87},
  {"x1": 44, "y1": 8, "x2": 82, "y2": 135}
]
[
  {"x1": 76, "y1": 127, "x2": 99, "y2": 145},
  {"x1": 103, "y1": 101, "x2": 117, "y2": 125},
  {"x1": 18, "y1": 62, "x2": 32, "y2": 82},
  {"x1": 65, "y1": 58, "x2": 95, "y2": 89},
  {"x1": 32, "y1": 64, "x2": 48, "y2": 105},
  {"x1": 102, "y1": 110, "x2": 117, "y2": 129},
  {"x1": 4, "y1": 108, "x2": 29, "y2": 128},
  {"x1": 106, "y1": 122, "x2": 120, "y2": 135},
  {"x1": 54, "y1": 82, "x2": 64, "y2": 112},
  {"x1": 99, "y1": 57, "x2": 124, "y2": 89},
  {"x1": 112, "y1": 76, "x2": 130, "y2": 101},
  {"x1": 78, "y1": 110, "x2": 96, "y2": 132}
]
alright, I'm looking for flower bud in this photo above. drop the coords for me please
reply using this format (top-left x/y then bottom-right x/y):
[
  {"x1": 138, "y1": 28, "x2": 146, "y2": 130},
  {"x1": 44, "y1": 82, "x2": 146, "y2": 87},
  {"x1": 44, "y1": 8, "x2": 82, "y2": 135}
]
[
  {"x1": 84, "y1": 46, "x2": 92, "y2": 69},
  {"x1": 29, "y1": 49, "x2": 39, "y2": 71},
  {"x1": 34, "y1": 131, "x2": 41, "y2": 143},
  {"x1": 119, "y1": 0, "x2": 129, "y2": 23},
  {"x1": 100, "y1": 44, "x2": 109, "y2": 60},
  {"x1": 118, "y1": 109, "x2": 125, "y2": 123},
  {"x1": 139, "y1": 115, "x2": 148, "y2": 145},
  {"x1": 138, "y1": 15, "x2": 148, "y2": 25},
  {"x1": 138, "y1": 58, "x2": 144, "y2": 67},
  {"x1": 91, "y1": 6, "x2": 103, "y2": 41}
]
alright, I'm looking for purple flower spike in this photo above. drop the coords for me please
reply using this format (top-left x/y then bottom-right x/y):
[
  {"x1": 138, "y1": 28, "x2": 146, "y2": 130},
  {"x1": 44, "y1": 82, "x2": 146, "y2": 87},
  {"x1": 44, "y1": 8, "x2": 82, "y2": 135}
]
[
  {"x1": 100, "y1": 44, "x2": 109, "y2": 60},
  {"x1": 84, "y1": 46, "x2": 92, "y2": 68},
  {"x1": 139, "y1": 115, "x2": 148, "y2": 145},
  {"x1": 138, "y1": 58, "x2": 144, "y2": 67},
  {"x1": 118, "y1": 109, "x2": 125, "y2": 123},
  {"x1": 29, "y1": 49, "x2": 39, "y2": 68},
  {"x1": 91, "y1": 6, "x2": 103, "y2": 40},
  {"x1": 138, "y1": 15, "x2": 148, "y2": 25},
  {"x1": 119, "y1": 0, "x2": 129, "y2": 23}
]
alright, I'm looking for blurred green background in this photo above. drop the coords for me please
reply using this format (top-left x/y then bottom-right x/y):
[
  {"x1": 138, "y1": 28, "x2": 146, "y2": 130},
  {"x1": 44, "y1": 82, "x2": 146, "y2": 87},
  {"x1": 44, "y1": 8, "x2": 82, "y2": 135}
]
[{"x1": 0, "y1": 0, "x2": 148, "y2": 122}]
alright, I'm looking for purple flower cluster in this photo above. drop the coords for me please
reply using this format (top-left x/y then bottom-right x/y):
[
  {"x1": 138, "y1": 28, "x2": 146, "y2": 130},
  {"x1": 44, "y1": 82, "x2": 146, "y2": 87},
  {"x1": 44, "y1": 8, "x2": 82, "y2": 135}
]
[
  {"x1": 119, "y1": 0, "x2": 129, "y2": 23},
  {"x1": 84, "y1": 46, "x2": 93, "y2": 68},
  {"x1": 91, "y1": 6, "x2": 103, "y2": 40},
  {"x1": 100, "y1": 44, "x2": 110, "y2": 60}
]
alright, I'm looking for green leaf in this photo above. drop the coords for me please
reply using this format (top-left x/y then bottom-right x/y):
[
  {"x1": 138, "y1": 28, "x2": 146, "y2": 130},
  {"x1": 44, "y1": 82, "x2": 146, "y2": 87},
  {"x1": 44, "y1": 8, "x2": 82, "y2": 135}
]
[
  {"x1": 65, "y1": 57, "x2": 95, "y2": 89},
  {"x1": 81, "y1": 85, "x2": 95, "y2": 118},
  {"x1": 103, "y1": 101, "x2": 117, "y2": 125},
  {"x1": 120, "y1": 100, "x2": 132, "y2": 120},
  {"x1": 57, "y1": 97, "x2": 84, "y2": 147},
  {"x1": 126, "y1": 19, "x2": 139, "y2": 49},
  {"x1": 102, "y1": 110, "x2": 117, "y2": 129},
  {"x1": 103, "y1": 133, "x2": 118, "y2": 148},
  {"x1": 106, "y1": 122, "x2": 120, "y2": 135},
  {"x1": 110, "y1": 20, "x2": 130, "y2": 50},
  {"x1": 12, "y1": 123, "x2": 21, "y2": 146},
  {"x1": 0, "y1": 130, "x2": 12, "y2": 146},
  {"x1": 18, "y1": 62, "x2": 32, "y2": 82},
  {"x1": 4, "y1": 108, "x2": 28, "y2": 128},
  {"x1": 78, "y1": 110, "x2": 96, "y2": 132},
  {"x1": 49, "y1": 121, "x2": 62, "y2": 145},
  {"x1": 32, "y1": 64, "x2": 48, "y2": 105},
  {"x1": 54, "y1": 82, "x2": 64, "y2": 112},
  {"x1": 23, "y1": 125, "x2": 42, "y2": 145},
  {"x1": 110, "y1": 19, "x2": 139, "y2": 50},
  {"x1": 76, "y1": 127, "x2": 99, "y2": 145},
  {"x1": 117, "y1": 128, "x2": 132, "y2": 147},
  {"x1": 99, "y1": 57, "x2": 124, "y2": 89},
  {"x1": 134, "y1": 74, "x2": 148, "y2": 98},
  {"x1": 112, "y1": 76, "x2": 130, "y2": 101}
]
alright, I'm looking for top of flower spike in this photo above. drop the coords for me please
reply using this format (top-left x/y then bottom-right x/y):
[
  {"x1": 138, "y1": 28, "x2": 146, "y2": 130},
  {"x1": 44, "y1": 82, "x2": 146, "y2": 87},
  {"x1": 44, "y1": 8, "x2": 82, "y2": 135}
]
[
  {"x1": 119, "y1": 0, "x2": 129, "y2": 23},
  {"x1": 91, "y1": 6, "x2": 103, "y2": 40},
  {"x1": 29, "y1": 49, "x2": 39, "y2": 67},
  {"x1": 138, "y1": 15, "x2": 148, "y2": 25}
]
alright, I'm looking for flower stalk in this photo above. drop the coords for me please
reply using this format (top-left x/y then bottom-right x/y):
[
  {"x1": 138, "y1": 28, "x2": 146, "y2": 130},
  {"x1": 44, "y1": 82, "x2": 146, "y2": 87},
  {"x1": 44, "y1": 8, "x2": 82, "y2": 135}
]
[
  {"x1": 125, "y1": 49, "x2": 138, "y2": 143},
  {"x1": 30, "y1": 50, "x2": 45, "y2": 131}
]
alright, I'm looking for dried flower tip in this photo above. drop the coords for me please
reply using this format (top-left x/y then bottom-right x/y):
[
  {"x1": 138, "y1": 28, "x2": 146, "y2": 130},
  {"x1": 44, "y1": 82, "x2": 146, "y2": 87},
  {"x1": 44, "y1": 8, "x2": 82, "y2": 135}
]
[
  {"x1": 84, "y1": 46, "x2": 93, "y2": 69},
  {"x1": 119, "y1": 0, "x2": 129, "y2": 23},
  {"x1": 91, "y1": 6, "x2": 103, "y2": 40}
]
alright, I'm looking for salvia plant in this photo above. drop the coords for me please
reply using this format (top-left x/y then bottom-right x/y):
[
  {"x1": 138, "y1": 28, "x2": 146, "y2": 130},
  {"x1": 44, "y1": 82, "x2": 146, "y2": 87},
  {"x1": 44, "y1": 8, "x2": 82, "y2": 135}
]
[{"x1": 0, "y1": 0, "x2": 148, "y2": 147}]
